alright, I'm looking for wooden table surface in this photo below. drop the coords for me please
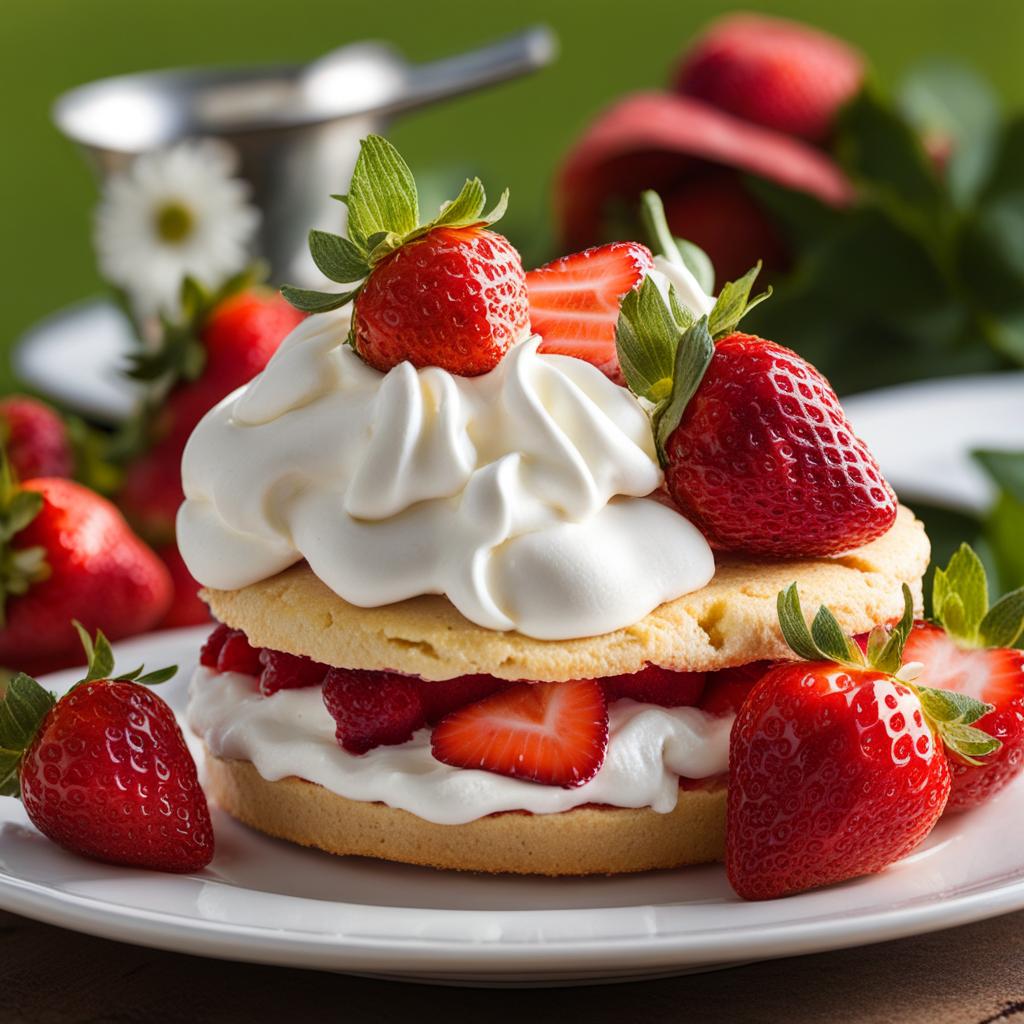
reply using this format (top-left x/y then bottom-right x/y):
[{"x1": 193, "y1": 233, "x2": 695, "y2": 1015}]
[{"x1": 2, "y1": 907, "x2": 1023, "y2": 1023}]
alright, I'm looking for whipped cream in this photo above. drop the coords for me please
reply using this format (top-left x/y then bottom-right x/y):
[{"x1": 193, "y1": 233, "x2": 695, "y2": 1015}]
[
  {"x1": 187, "y1": 669, "x2": 732, "y2": 825},
  {"x1": 177, "y1": 310, "x2": 714, "y2": 640},
  {"x1": 651, "y1": 253, "x2": 717, "y2": 317}
]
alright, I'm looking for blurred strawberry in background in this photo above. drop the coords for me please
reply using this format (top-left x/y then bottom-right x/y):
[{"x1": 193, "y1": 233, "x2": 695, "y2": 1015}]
[
  {"x1": 559, "y1": 14, "x2": 861, "y2": 283},
  {"x1": 0, "y1": 396, "x2": 75, "y2": 481},
  {"x1": 115, "y1": 277, "x2": 303, "y2": 626}
]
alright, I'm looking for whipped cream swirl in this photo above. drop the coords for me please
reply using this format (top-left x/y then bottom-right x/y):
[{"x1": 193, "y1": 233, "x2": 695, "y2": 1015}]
[{"x1": 178, "y1": 307, "x2": 714, "y2": 640}]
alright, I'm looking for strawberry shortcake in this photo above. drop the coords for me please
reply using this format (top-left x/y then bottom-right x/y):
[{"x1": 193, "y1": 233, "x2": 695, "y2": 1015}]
[{"x1": 178, "y1": 137, "x2": 960, "y2": 882}]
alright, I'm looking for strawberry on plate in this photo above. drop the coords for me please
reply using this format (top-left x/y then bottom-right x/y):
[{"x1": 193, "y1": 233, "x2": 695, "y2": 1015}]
[
  {"x1": 526, "y1": 241, "x2": 654, "y2": 382},
  {"x1": 727, "y1": 583, "x2": 1000, "y2": 900},
  {"x1": 282, "y1": 135, "x2": 529, "y2": 378},
  {"x1": 0, "y1": 624, "x2": 213, "y2": 873},
  {"x1": 613, "y1": 191, "x2": 897, "y2": 557},
  {"x1": 673, "y1": 13, "x2": 864, "y2": 144},
  {"x1": 432, "y1": 680, "x2": 608, "y2": 788},
  {"x1": 901, "y1": 544, "x2": 1024, "y2": 812},
  {"x1": 0, "y1": 395, "x2": 74, "y2": 481},
  {"x1": 0, "y1": 460, "x2": 172, "y2": 676}
]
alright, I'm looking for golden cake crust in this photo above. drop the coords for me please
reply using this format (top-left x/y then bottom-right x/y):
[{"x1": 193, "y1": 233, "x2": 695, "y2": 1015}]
[
  {"x1": 204, "y1": 753, "x2": 726, "y2": 876},
  {"x1": 202, "y1": 506, "x2": 928, "y2": 681}
]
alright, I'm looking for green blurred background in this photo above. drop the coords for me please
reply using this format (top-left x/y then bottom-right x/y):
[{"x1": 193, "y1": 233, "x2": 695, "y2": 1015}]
[{"x1": 5, "y1": 0, "x2": 1024, "y2": 391}]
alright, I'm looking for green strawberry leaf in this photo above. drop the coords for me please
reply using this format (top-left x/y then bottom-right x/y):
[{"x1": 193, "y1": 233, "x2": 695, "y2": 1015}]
[
  {"x1": 776, "y1": 584, "x2": 826, "y2": 663},
  {"x1": 708, "y1": 263, "x2": 771, "y2": 339},
  {"x1": 615, "y1": 276, "x2": 685, "y2": 404},
  {"x1": 653, "y1": 317, "x2": 715, "y2": 462},
  {"x1": 308, "y1": 230, "x2": 369, "y2": 284},
  {"x1": 980, "y1": 588, "x2": 1024, "y2": 648},
  {"x1": 637, "y1": 190, "x2": 716, "y2": 294},
  {"x1": 343, "y1": 135, "x2": 419, "y2": 252},
  {"x1": 0, "y1": 673, "x2": 55, "y2": 753},
  {"x1": 811, "y1": 604, "x2": 865, "y2": 666},
  {"x1": 678, "y1": 239, "x2": 715, "y2": 295},
  {"x1": 280, "y1": 286, "x2": 360, "y2": 314},
  {"x1": 874, "y1": 584, "x2": 916, "y2": 674},
  {"x1": 133, "y1": 666, "x2": 179, "y2": 687},
  {"x1": 932, "y1": 543, "x2": 989, "y2": 643},
  {"x1": 939, "y1": 722, "x2": 1003, "y2": 765},
  {"x1": 74, "y1": 621, "x2": 115, "y2": 683},
  {"x1": 0, "y1": 451, "x2": 50, "y2": 627},
  {"x1": 916, "y1": 685, "x2": 993, "y2": 726},
  {"x1": 0, "y1": 747, "x2": 22, "y2": 798}
]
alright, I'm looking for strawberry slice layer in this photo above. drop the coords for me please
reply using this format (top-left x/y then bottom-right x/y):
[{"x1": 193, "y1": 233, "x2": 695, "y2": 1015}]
[
  {"x1": 527, "y1": 241, "x2": 653, "y2": 380},
  {"x1": 431, "y1": 680, "x2": 609, "y2": 788}
]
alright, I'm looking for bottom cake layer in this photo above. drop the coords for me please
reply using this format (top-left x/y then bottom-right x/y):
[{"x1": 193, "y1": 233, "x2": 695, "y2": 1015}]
[{"x1": 204, "y1": 752, "x2": 727, "y2": 876}]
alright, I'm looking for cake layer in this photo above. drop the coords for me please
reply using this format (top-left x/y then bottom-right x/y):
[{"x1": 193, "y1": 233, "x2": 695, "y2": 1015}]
[
  {"x1": 203, "y1": 506, "x2": 929, "y2": 681},
  {"x1": 204, "y1": 753, "x2": 727, "y2": 876}
]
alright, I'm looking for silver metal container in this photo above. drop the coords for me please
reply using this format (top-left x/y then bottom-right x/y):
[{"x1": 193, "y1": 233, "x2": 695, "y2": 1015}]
[{"x1": 53, "y1": 27, "x2": 556, "y2": 284}]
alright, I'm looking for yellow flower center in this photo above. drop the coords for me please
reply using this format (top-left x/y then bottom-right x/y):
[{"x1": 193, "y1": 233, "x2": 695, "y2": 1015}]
[{"x1": 155, "y1": 200, "x2": 194, "y2": 244}]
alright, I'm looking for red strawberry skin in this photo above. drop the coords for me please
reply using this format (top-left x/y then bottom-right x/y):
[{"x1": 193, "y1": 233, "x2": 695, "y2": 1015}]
[
  {"x1": 0, "y1": 479, "x2": 172, "y2": 676},
  {"x1": 354, "y1": 227, "x2": 529, "y2": 376},
  {"x1": 323, "y1": 669, "x2": 426, "y2": 754},
  {"x1": 258, "y1": 649, "x2": 328, "y2": 697},
  {"x1": 904, "y1": 623, "x2": 1024, "y2": 811},
  {"x1": 431, "y1": 680, "x2": 608, "y2": 788},
  {"x1": 153, "y1": 542, "x2": 210, "y2": 629},
  {"x1": 418, "y1": 674, "x2": 512, "y2": 726},
  {"x1": 0, "y1": 396, "x2": 74, "y2": 481},
  {"x1": 727, "y1": 662, "x2": 950, "y2": 900},
  {"x1": 527, "y1": 241, "x2": 653, "y2": 382},
  {"x1": 664, "y1": 333, "x2": 897, "y2": 557},
  {"x1": 19, "y1": 680, "x2": 214, "y2": 872},
  {"x1": 601, "y1": 665, "x2": 705, "y2": 707},
  {"x1": 674, "y1": 14, "x2": 864, "y2": 144}
]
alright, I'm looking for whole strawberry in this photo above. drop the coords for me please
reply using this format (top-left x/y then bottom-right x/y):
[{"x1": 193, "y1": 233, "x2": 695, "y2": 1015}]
[
  {"x1": 615, "y1": 191, "x2": 897, "y2": 557},
  {"x1": 0, "y1": 461, "x2": 172, "y2": 676},
  {"x1": 0, "y1": 395, "x2": 74, "y2": 481},
  {"x1": 282, "y1": 135, "x2": 529, "y2": 376},
  {"x1": 1, "y1": 624, "x2": 213, "y2": 872},
  {"x1": 674, "y1": 14, "x2": 864, "y2": 144},
  {"x1": 901, "y1": 544, "x2": 1024, "y2": 812},
  {"x1": 728, "y1": 584, "x2": 999, "y2": 900}
]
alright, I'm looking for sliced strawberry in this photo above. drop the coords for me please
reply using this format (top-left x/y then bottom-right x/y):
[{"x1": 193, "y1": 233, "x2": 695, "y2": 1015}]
[
  {"x1": 216, "y1": 629, "x2": 264, "y2": 676},
  {"x1": 701, "y1": 661, "x2": 773, "y2": 716},
  {"x1": 417, "y1": 674, "x2": 513, "y2": 725},
  {"x1": 527, "y1": 242, "x2": 654, "y2": 380},
  {"x1": 199, "y1": 623, "x2": 232, "y2": 668},
  {"x1": 904, "y1": 623, "x2": 1024, "y2": 811},
  {"x1": 431, "y1": 680, "x2": 608, "y2": 788},
  {"x1": 258, "y1": 649, "x2": 329, "y2": 697},
  {"x1": 601, "y1": 665, "x2": 705, "y2": 707}
]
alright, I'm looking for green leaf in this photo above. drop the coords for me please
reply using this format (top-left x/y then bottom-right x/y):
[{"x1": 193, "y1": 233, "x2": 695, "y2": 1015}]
[
  {"x1": 0, "y1": 747, "x2": 21, "y2": 797},
  {"x1": 280, "y1": 286, "x2": 359, "y2": 314},
  {"x1": 940, "y1": 722, "x2": 1003, "y2": 765},
  {"x1": 873, "y1": 584, "x2": 916, "y2": 674},
  {"x1": 308, "y1": 231, "x2": 369, "y2": 284},
  {"x1": 897, "y1": 59, "x2": 1000, "y2": 207},
  {"x1": 837, "y1": 88, "x2": 945, "y2": 214},
  {"x1": 677, "y1": 239, "x2": 715, "y2": 295},
  {"x1": 811, "y1": 606, "x2": 863, "y2": 666},
  {"x1": 917, "y1": 686, "x2": 992, "y2": 726},
  {"x1": 708, "y1": 263, "x2": 771, "y2": 338},
  {"x1": 653, "y1": 316, "x2": 715, "y2": 460},
  {"x1": 134, "y1": 666, "x2": 178, "y2": 687},
  {"x1": 776, "y1": 584, "x2": 823, "y2": 663},
  {"x1": 75, "y1": 622, "x2": 115, "y2": 683},
  {"x1": 615, "y1": 276, "x2": 684, "y2": 403},
  {"x1": 0, "y1": 673, "x2": 55, "y2": 752},
  {"x1": 932, "y1": 543, "x2": 989, "y2": 643},
  {"x1": 344, "y1": 135, "x2": 419, "y2": 251},
  {"x1": 980, "y1": 588, "x2": 1024, "y2": 648},
  {"x1": 430, "y1": 177, "x2": 485, "y2": 228}
]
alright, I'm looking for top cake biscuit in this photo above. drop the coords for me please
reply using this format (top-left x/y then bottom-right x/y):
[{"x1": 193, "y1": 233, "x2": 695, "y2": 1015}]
[{"x1": 203, "y1": 505, "x2": 929, "y2": 682}]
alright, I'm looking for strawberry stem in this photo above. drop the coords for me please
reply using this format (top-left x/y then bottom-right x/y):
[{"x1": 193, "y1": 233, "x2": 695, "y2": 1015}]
[{"x1": 640, "y1": 190, "x2": 685, "y2": 267}]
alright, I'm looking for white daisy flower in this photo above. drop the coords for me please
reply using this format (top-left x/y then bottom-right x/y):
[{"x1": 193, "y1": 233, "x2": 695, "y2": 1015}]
[{"x1": 94, "y1": 140, "x2": 260, "y2": 321}]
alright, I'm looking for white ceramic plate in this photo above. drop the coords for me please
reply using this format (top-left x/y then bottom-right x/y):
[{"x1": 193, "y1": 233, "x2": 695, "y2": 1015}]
[{"x1": 1, "y1": 627, "x2": 1024, "y2": 985}]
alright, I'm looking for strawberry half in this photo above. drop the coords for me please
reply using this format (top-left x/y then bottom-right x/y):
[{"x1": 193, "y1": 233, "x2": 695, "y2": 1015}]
[
  {"x1": 727, "y1": 583, "x2": 999, "y2": 900},
  {"x1": 901, "y1": 544, "x2": 1024, "y2": 812},
  {"x1": 431, "y1": 680, "x2": 609, "y2": 788},
  {"x1": 527, "y1": 242, "x2": 654, "y2": 382}
]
